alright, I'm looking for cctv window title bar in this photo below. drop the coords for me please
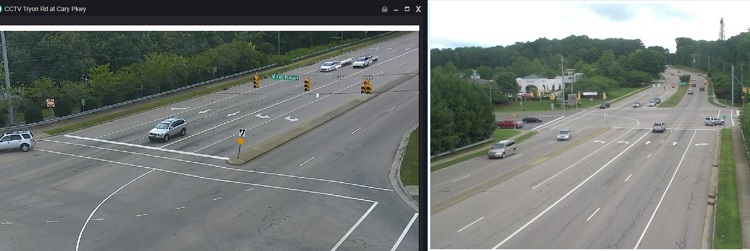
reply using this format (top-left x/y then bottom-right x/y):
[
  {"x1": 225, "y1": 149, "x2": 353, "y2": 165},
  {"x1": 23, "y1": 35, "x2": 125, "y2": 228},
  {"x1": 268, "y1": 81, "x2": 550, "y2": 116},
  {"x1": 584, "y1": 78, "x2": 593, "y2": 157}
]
[{"x1": 0, "y1": 0, "x2": 425, "y2": 16}]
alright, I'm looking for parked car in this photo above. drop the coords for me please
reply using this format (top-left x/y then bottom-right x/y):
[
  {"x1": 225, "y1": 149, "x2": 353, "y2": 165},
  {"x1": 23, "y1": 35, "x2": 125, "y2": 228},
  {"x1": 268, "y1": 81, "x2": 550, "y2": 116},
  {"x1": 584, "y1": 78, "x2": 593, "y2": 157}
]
[
  {"x1": 487, "y1": 140, "x2": 517, "y2": 159},
  {"x1": 522, "y1": 116, "x2": 542, "y2": 123},
  {"x1": 497, "y1": 119, "x2": 523, "y2": 129},
  {"x1": 557, "y1": 129, "x2": 572, "y2": 141},
  {"x1": 652, "y1": 122, "x2": 666, "y2": 133},
  {"x1": 633, "y1": 101, "x2": 641, "y2": 108},
  {"x1": 148, "y1": 117, "x2": 188, "y2": 142},
  {"x1": 599, "y1": 102, "x2": 610, "y2": 109},
  {"x1": 0, "y1": 130, "x2": 36, "y2": 152},
  {"x1": 704, "y1": 116, "x2": 724, "y2": 126}
]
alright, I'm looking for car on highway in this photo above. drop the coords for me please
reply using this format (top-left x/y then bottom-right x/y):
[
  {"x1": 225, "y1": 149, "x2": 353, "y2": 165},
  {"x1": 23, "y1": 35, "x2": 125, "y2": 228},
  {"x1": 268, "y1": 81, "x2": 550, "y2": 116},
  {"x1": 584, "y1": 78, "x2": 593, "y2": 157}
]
[
  {"x1": 352, "y1": 55, "x2": 378, "y2": 68},
  {"x1": 648, "y1": 100, "x2": 656, "y2": 107},
  {"x1": 633, "y1": 101, "x2": 641, "y2": 108},
  {"x1": 654, "y1": 97, "x2": 661, "y2": 104},
  {"x1": 497, "y1": 119, "x2": 523, "y2": 129},
  {"x1": 700, "y1": 86, "x2": 705, "y2": 91},
  {"x1": 652, "y1": 122, "x2": 666, "y2": 133},
  {"x1": 319, "y1": 61, "x2": 338, "y2": 72},
  {"x1": 688, "y1": 89, "x2": 694, "y2": 94},
  {"x1": 599, "y1": 102, "x2": 610, "y2": 109},
  {"x1": 522, "y1": 116, "x2": 542, "y2": 123},
  {"x1": 692, "y1": 83, "x2": 697, "y2": 87},
  {"x1": 0, "y1": 130, "x2": 36, "y2": 152},
  {"x1": 557, "y1": 129, "x2": 572, "y2": 141},
  {"x1": 487, "y1": 140, "x2": 516, "y2": 159},
  {"x1": 705, "y1": 116, "x2": 724, "y2": 126},
  {"x1": 148, "y1": 117, "x2": 187, "y2": 142}
]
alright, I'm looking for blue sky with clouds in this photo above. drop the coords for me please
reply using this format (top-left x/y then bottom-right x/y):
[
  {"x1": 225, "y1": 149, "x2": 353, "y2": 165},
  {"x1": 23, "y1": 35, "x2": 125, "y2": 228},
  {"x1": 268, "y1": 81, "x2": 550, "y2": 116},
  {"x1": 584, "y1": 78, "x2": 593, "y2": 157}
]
[{"x1": 429, "y1": 1, "x2": 750, "y2": 53}]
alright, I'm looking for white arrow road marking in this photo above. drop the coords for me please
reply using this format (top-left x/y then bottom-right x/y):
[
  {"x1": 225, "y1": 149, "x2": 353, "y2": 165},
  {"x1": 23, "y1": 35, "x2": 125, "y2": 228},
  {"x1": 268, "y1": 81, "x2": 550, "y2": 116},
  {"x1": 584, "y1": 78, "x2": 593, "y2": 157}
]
[
  {"x1": 46, "y1": 220, "x2": 59, "y2": 223},
  {"x1": 0, "y1": 222, "x2": 13, "y2": 225},
  {"x1": 198, "y1": 109, "x2": 211, "y2": 114},
  {"x1": 695, "y1": 143, "x2": 708, "y2": 146},
  {"x1": 136, "y1": 214, "x2": 147, "y2": 217},
  {"x1": 387, "y1": 47, "x2": 392, "y2": 50},
  {"x1": 245, "y1": 188, "x2": 254, "y2": 192},
  {"x1": 175, "y1": 206, "x2": 185, "y2": 210},
  {"x1": 91, "y1": 218, "x2": 104, "y2": 221},
  {"x1": 594, "y1": 140, "x2": 605, "y2": 143},
  {"x1": 618, "y1": 141, "x2": 630, "y2": 144},
  {"x1": 316, "y1": 93, "x2": 319, "y2": 98},
  {"x1": 646, "y1": 141, "x2": 651, "y2": 145},
  {"x1": 227, "y1": 111, "x2": 239, "y2": 117},
  {"x1": 255, "y1": 114, "x2": 270, "y2": 119},
  {"x1": 285, "y1": 116, "x2": 299, "y2": 122},
  {"x1": 673, "y1": 142, "x2": 678, "y2": 146},
  {"x1": 213, "y1": 197, "x2": 222, "y2": 201},
  {"x1": 170, "y1": 107, "x2": 190, "y2": 111}
]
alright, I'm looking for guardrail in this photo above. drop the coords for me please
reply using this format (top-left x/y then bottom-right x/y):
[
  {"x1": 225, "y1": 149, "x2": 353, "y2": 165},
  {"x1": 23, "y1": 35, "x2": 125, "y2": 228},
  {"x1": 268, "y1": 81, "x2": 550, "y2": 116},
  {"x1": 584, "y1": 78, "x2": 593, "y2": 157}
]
[
  {"x1": 430, "y1": 138, "x2": 494, "y2": 159},
  {"x1": 0, "y1": 31, "x2": 397, "y2": 132}
]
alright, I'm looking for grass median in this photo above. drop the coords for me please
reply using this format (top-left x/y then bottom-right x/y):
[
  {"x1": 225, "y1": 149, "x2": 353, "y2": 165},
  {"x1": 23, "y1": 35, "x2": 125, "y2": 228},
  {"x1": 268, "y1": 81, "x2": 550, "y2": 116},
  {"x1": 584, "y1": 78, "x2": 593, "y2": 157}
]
[
  {"x1": 713, "y1": 129, "x2": 743, "y2": 248},
  {"x1": 400, "y1": 127, "x2": 419, "y2": 186},
  {"x1": 43, "y1": 31, "x2": 409, "y2": 136},
  {"x1": 430, "y1": 129, "x2": 537, "y2": 172}
]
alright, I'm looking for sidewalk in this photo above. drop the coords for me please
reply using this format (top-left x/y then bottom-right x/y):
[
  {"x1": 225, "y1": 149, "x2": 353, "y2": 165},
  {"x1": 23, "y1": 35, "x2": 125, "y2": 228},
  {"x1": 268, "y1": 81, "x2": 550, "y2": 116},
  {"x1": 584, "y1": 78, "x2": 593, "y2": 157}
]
[{"x1": 731, "y1": 126, "x2": 750, "y2": 248}]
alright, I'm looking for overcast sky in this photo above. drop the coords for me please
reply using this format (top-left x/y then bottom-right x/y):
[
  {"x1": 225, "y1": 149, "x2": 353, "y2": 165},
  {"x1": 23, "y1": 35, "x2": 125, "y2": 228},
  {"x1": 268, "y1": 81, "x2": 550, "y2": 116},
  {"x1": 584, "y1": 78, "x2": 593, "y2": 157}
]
[{"x1": 429, "y1": 0, "x2": 750, "y2": 53}]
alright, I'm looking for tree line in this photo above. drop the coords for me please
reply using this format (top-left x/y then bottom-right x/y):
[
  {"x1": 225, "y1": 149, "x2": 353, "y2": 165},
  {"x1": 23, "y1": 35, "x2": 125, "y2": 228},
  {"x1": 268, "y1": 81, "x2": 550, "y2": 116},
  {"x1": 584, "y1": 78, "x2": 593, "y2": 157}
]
[
  {"x1": 0, "y1": 31, "x2": 386, "y2": 126},
  {"x1": 431, "y1": 35, "x2": 667, "y2": 104}
]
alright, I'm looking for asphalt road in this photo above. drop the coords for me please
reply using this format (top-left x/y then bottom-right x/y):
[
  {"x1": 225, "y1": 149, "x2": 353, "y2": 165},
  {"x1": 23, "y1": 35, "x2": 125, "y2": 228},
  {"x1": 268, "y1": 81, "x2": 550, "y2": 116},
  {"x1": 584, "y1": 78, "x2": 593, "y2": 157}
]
[
  {"x1": 431, "y1": 67, "x2": 732, "y2": 249},
  {"x1": 0, "y1": 32, "x2": 419, "y2": 251}
]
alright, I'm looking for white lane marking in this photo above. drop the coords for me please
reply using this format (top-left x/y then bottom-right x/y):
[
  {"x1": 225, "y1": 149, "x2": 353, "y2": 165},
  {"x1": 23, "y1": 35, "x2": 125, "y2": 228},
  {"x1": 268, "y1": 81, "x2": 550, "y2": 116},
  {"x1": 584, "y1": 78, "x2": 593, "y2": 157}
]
[
  {"x1": 511, "y1": 154, "x2": 523, "y2": 159},
  {"x1": 170, "y1": 107, "x2": 190, "y2": 111},
  {"x1": 695, "y1": 143, "x2": 708, "y2": 146},
  {"x1": 457, "y1": 217, "x2": 484, "y2": 233},
  {"x1": 227, "y1": 111, "x2": 239, "y2": 117},
  {"x1": 646, "y1": 141, "x2": 651, "y2": 145},
  {"x1": 331, "y1": 202, "x2": 378, "y2": 251},
  {"x1": 586, "y1": 208, "x2": 601, "y2": 221},
  {"x1": 0, "y1": 222, "x2": 12, "y2": 225},
  {"x1": 245, "y1": 188, "x2": 254, "y2": 192},
  {"x1": 63, "y1": 134, "x2": 229, "y2": 160},
  {"x1": 175, "y1": 206, "x2": 185, "y2": 210},
  {"x1": 198, "y1": 109, "x2": 211, "y2": 114},
  {"x1": 390, "y1": 213, "x2": 419, "y2": 251},
  {"x1": 42, "y1": 139, "x2": 392, "y2": 191},
  {"x1": 496, "y1": 130, "x2": 649, "y2": 248},
  {"x1": 166, "y1": 48, "x2": 418, "y2": 148},
  {"x1": 388, "y1": 106, "x2": 396, "y2": 112},
  {"x1": 672, "y1": 142, "x2": 678, "y2": 146},
  {"x1": 660, "y1": 140, "x2": 664, "y2": 144},
  {"x1": 400, "y1": 62, "x2": 405, "y2": 66},
  {"x1": 532, "y1": 116, "x2": 566, "y2": 130},
  {"x1": 299, "y1": 157, "x2": 315, "y2": 167},
  {"x1": 46, "y1": 220, "x2": 59, "y2": 223},
  {"x1": 594, "y1": 140, "x2": 605, "y2": 144},
  {"x1": 213, "y1": 197, "x2": 221, "y2": 201},
  {"x1": 451, "y1": 175, "x2": 471, "y2": 183},
  {"x1": 75, "y1": 169, "x2": 155, "y2": 251},
  {"x1": 40, "y1": 149, "x2": 377, "y2": 203},
  {"x1": 635, "y1": 130, "x2": 697, "y2": 248},
  {"x1": 351, "y1": 127, "x2": 362, "y2": 135},
  {"x1": 624, "y1": 174, "x2": 632, "y2": 182},
  {"x1": 646, "y1": 153, "x2": 652, "y2": 159},
  {"x1": 532, "y1": 129, "x2": 634, "y2": 189},
  {"x1": 136, "y1": 214, "x2": 147, "y2": 217},
  {"x1": 91, "y1": 218, "x2": 104, "y2": 221}
]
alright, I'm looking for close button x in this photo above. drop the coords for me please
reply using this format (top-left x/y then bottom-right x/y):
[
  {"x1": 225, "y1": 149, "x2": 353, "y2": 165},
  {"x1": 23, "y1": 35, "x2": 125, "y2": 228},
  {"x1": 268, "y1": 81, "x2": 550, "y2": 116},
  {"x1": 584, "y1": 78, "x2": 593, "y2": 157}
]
[{"x1": 416, "y1": 6, "x2": 421, "y2": 12}]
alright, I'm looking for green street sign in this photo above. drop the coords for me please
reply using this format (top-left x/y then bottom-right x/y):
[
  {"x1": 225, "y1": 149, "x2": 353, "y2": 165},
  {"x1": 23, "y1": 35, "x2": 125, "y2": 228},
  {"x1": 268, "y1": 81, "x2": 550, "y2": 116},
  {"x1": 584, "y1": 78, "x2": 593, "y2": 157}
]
[{"x1": 271, "y1": 74, "x2": 299, "y2": 81}]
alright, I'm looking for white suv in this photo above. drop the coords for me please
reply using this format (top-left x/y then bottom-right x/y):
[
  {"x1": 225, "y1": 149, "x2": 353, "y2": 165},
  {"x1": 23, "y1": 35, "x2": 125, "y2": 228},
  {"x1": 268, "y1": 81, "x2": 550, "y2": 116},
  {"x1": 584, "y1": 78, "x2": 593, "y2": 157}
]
[
  {"x1": 0, "y1": 130, "x2": 36, "y2": 152},
  {"x1": 704, "y1": 116, "x2": 724, "y2": 126},
  {"x1": 148, "y1": 118, "x2": 187, "y2": 142}
]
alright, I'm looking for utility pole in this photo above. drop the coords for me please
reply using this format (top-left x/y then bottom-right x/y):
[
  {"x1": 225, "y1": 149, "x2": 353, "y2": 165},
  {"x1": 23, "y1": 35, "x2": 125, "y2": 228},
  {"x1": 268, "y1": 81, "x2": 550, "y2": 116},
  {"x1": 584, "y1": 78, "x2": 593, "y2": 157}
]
[
  {"x1": 277, "y1": 31, "x2": 280, "y2": 55},
  {"x1": 561, "y1": 57, "x2": 565, "y2": 111},
  {"x1": 1, "y1": 31, "x2": 13, "y2": 126},
  {"x1": 732, "y1": 64, "x2": 735, "y2": 106}
]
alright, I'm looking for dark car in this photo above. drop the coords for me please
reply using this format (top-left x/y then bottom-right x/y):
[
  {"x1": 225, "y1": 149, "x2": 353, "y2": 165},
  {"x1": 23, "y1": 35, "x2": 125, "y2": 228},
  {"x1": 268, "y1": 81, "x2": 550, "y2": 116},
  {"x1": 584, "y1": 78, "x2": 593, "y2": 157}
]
[
  {"x1": 497, "y1": 119, "x2": 524, "y2": 129},
  {"x1": 599, "y1": 102, "x2": 610, "y2": 109},
  {"x1": 654, "y1": 97, "x2": 661, "y2": 104},
  {"x1": 522, "y1": 116, "x2": 542, "y2": 123}
]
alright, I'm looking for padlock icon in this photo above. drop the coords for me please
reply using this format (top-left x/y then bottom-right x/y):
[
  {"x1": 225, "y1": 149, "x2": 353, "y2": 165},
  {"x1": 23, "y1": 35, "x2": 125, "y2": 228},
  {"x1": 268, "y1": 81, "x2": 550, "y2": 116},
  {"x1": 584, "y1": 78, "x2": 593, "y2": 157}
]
[{"x1": 382, "y1": 6, "x2": 388, "y2": 13}]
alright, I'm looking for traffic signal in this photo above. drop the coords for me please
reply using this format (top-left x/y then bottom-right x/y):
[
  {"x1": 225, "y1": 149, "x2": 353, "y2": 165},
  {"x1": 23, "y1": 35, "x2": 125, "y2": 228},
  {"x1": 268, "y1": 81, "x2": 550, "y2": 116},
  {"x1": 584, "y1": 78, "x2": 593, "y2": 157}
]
[
  {"x1": 254, "y1": 74, "x2": 260, "y2": 88},
  {"x1": 304, "y1": 78, "x2": 311, "y2": 92},
  {"x1": 363, "y1": 79, "x2": 372, "y2": 94}
]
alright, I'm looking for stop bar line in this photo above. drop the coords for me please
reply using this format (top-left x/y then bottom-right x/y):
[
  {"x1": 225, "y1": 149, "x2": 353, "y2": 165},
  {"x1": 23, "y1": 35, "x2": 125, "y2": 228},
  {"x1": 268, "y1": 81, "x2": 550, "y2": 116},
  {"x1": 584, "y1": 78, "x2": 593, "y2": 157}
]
[{"x1": 63, "y1": 134, "x2": 229, "y2": 160}]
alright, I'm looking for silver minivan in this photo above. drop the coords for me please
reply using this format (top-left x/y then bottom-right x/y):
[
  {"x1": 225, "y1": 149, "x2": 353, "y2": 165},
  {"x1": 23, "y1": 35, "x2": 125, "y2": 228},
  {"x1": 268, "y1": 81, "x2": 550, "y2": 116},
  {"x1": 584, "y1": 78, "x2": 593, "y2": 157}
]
[
  {"x1": 487, "y1": 140, "x2": 516, "y2": 159},
  {"x1": 704, "y1": 116, "x2": 724, "y2": 126}
]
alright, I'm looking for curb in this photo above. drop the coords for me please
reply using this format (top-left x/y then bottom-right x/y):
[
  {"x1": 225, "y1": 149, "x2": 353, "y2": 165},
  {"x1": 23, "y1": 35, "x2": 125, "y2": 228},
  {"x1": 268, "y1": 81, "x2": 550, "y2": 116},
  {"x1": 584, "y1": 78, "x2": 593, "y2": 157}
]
[
  {"x1": 389, "y1": 124, "x2": 419, "y2": 212},
  {"x1": 702, "y1": 128, "x2": 721, "y2": 248},
  {"x1": 228, "y1": 71, "x2": 418, "y2": 165}
]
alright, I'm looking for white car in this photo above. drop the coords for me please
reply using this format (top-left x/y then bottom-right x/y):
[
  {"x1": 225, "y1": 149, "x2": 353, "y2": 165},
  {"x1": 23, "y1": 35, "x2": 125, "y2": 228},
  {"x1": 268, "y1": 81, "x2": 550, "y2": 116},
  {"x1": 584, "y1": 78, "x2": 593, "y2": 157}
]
[
  {"x1": 320, "y1": 61, "x2": 337, "y2": 72},
  {"x1": 0, "y1": 130, "x2": 36, "y2": 152}
]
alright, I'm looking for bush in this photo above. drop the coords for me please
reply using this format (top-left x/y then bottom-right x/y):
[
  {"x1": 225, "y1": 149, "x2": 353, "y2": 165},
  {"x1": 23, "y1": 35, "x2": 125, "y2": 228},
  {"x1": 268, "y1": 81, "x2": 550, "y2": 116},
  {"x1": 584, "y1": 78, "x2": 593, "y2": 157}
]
[
  {"x1": 24, "y1": 106, "x2": 44, "y2": 124},
  {"x1": 0, "y1": 112, "x2": 7, "y2": 127},
  {"x1": 53, "y1": 98, "x2": 74, "y2": 117}
]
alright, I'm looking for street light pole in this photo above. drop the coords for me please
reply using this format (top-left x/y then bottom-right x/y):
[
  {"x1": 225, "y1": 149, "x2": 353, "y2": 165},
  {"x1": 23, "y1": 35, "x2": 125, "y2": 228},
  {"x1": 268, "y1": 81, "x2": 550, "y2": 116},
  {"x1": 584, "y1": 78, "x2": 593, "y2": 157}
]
[
  {"x1": 561, "y1": 57, "x2": 565, "y2": 111},
  {"x1": 1, "y1": 31, "x2": 13, "y2": 126}
]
